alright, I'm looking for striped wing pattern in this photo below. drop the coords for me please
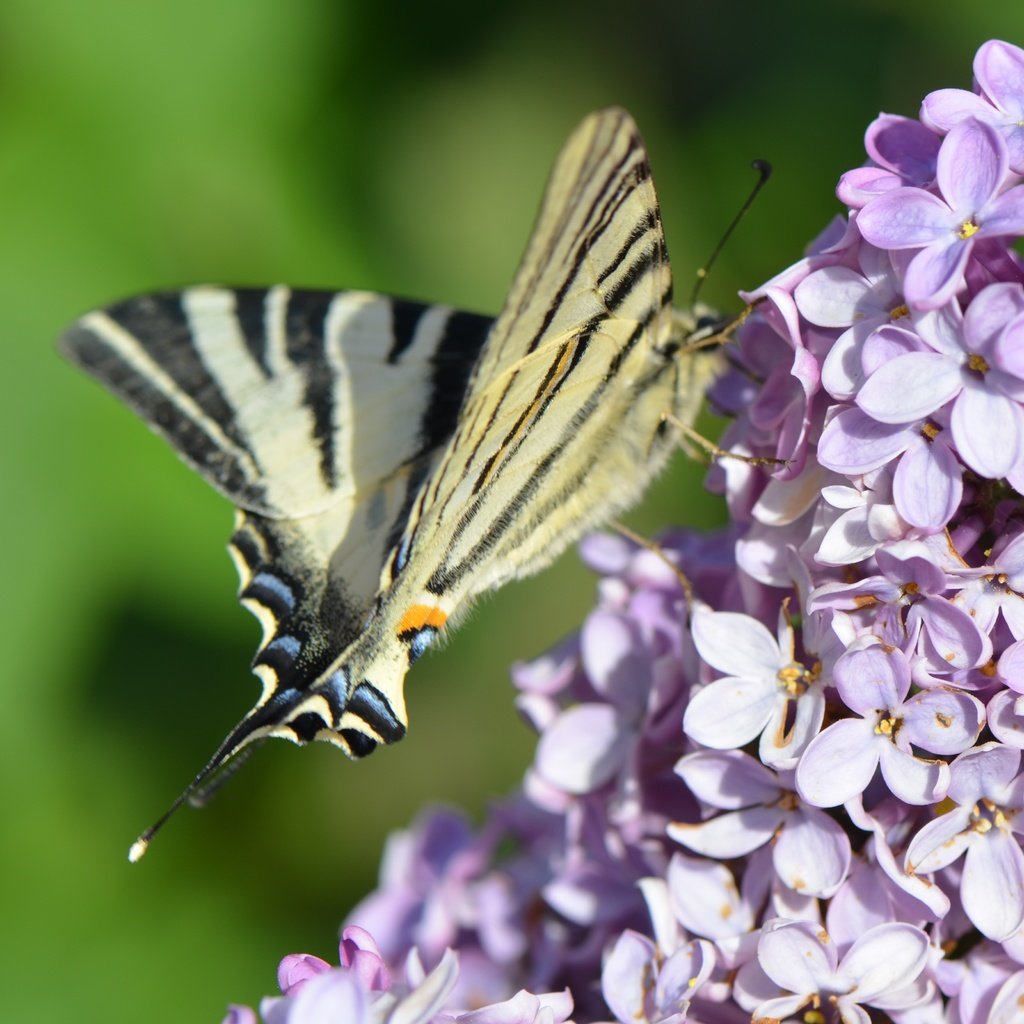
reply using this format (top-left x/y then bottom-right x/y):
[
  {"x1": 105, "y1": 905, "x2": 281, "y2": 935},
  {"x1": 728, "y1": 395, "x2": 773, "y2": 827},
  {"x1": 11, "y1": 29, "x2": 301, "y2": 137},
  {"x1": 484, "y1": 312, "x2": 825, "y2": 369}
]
[{"x1": 60, "y1": 108, "x2": 722, "y2": 854}]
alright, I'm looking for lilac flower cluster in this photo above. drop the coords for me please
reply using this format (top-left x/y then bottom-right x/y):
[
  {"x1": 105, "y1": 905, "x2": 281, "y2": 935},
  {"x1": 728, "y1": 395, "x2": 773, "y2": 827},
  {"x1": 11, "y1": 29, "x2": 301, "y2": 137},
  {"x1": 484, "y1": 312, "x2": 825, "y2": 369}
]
[{"x1": 228, "y1": 39, "x2": 1024, "y2": 1024}]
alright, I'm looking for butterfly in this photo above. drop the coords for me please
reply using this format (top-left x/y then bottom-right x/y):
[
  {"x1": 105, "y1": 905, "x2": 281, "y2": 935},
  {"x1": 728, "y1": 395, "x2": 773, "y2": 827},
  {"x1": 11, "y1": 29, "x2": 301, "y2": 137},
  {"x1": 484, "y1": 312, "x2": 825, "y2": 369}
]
[{"x1": 60, "y1": 107, "x2": 724, "y2": 858}]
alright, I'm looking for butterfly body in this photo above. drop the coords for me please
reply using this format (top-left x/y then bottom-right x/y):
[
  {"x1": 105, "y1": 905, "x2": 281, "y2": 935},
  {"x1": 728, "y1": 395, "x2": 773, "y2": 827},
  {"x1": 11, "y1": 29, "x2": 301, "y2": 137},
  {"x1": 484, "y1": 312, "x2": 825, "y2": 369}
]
[{"x1": 61, "y1": 108, "x2": 722, "y2": 850}]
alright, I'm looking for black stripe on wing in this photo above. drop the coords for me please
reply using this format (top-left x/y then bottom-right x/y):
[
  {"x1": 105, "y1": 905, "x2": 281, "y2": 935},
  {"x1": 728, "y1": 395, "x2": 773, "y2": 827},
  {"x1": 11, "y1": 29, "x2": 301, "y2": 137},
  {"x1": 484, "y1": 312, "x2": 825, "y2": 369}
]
[
  {"x1": 419, "y1": 309, "x2": 494, "y2": 453},
  {"x1": 231, "y1": 511, "x2": 366, "y2": 686},
  {"x1": 282, "y1": 289, "x2": 339, "y2": 490},
  {"x1": 61, "y1": 303, "x2": 272, "y2": 512},
  {"x1": 232, "y1": 288, "x2": 274, "y2": 377},
  {"x1": 62, "y1": 287, "x2": 497, "y2": 519},
  {"x1": 426, "y1": 312, "x2": 662, "y2": 596},
  {"x1": 109, "y1": 293, "x2": 256, "y2": 455}
]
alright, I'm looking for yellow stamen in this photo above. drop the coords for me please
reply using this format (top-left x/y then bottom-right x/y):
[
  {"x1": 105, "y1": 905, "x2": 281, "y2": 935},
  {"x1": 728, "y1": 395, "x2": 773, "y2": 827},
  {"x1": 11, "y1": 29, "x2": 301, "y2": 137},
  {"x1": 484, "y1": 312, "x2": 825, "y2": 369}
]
[
  {"x1": 777, "y1": 664, "x2": 809, "y2": 696},
  {"x1": 968, "y1": 352, "x2": 990, "y2": 374}
]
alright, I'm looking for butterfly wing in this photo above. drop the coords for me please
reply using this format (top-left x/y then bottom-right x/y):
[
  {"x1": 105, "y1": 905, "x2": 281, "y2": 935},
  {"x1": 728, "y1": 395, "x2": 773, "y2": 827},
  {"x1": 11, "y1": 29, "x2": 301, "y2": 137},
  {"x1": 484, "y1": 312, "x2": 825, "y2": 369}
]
[
  {"x1": 386, "y1": 106, "x2": 705, "y2": 599},
  {"x1": 466, "y1": 106, "x2": 673, "y2": 393},
  {"x1": 62, "y1": 287, "x2": 492, "y2": 519},
  {"x1": 288, "y1": 107, "x2": 721, "y2": 755},
  {"x1": 61, "y1": 289, "x2": 493, "y2": 836},
  {"x1": 61, "y1": 109, "x2": 721, "y2": 857}
]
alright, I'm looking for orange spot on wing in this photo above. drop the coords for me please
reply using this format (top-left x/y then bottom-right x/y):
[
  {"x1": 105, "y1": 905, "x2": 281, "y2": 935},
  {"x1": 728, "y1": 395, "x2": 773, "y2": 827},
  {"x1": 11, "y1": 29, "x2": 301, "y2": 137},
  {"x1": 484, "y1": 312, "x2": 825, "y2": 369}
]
[{"x1": 397, "y1": 604, "x2": 448, "y2": 635}]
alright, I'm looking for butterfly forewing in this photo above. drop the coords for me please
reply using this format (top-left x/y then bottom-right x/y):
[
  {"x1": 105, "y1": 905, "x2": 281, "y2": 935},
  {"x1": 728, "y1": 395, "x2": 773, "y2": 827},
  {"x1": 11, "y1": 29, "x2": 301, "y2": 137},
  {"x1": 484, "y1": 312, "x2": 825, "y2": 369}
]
[
  {"x1": 278, "y1": 108, "x2": 721, "y2": 759},
  {"x1": 468, "y1": 107, "x2": 672, "y2": 391},
  {"x1": 60, "y1": 107, "x2": 721, "y2": 855}
]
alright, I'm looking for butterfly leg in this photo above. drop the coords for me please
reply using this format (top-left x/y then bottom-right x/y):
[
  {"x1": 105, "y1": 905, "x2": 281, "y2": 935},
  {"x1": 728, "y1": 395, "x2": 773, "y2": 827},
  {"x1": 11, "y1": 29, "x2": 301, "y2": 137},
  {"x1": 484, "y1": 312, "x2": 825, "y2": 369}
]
[{"x1": 611, "y1": 521, "x2": 695, "y2": 605}]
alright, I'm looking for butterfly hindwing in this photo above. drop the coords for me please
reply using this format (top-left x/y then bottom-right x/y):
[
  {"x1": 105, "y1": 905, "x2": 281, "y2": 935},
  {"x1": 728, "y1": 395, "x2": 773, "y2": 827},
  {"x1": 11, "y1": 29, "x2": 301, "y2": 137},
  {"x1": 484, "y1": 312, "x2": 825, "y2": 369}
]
[
  {"x1": 61, "y1": 108, "x2": 723, "y2": 856},
  {"x1": 62, "y1": 289, "x2": 494, "y2": 777}
]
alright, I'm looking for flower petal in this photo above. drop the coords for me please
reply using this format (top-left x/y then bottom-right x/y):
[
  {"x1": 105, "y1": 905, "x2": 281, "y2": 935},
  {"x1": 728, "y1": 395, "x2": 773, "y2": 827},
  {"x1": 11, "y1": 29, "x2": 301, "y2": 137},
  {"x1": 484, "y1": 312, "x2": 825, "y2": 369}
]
[
  {"x1": 535, "y1": 704, "x2": 626, "y2": 793},
  {"x1": 988, "y1": 689, "x2": 1024, "y2": 749},
  {"x1": 922, "y1": 86, "x2": 997, "y2": 130},
  {"x1": 982, "y1": 183, "x2": 1024, "y2": 238},
  {"x1": 858, "y1": 188, "x2": 955, "y2": 248},
  {"x1": 683, "y1": 675, "x2": 777, "y2": 749},
  {"x1": 287, "y1": 971, "x2": 369, "y2": 1024},
  {"x1": 903, "y1": 237, "x2": 973, "y2": 310},
  {"x1": 893, "y1": 433, "x2": 962, "y2": 529},
  {"x1": 961, "y1": 832, "x2": 1024, "y2": 939},
  {"x1": 600, "y1": 931, "x2": 655, "y2": 1024},
  {"x1": 796, "y1": 718, "x2": 879, "y2": 807},
  {"x1": 817, "y1": 407, "x2": 915, "y2": 474},
  {"x1": 990, "y1": 970, "x2": 1024, "y2": 1024},
  {"x1": 905, "y1": 806, "x2": 973, "y2": 874},
  {"x1": 674, "y1": 749, "x2": 780, "y2": 808},
  {"x1": 794, "y1": 265, "x2": 873, "y2": 327},
  {"x1": 667, "y1": 853, "x2": 752, "y2": 940},
  {"x1": 835, "y1": 644, "x2": 909, "y2": 712},
  {"x1": 901, "y1": 687, "x2": 984, "y2": 754},
  {"x1": 948, "y1": 741, "x2": 1021, "y2": 803},
  {"x1": 757, "y1": 919, "x2": 837, "y2": 994},
  {"x1": 951, "y1": 385, "x2": 1024, "y2": 477},
  {"x1": 773, "y1": 807, "x2": 851, "y2": 897},
  {"x1": 878, "y1": 743, "x2": 950, "y2": 805},
  {"x1": 691, "y1": 610, "x2": 782, "y2": 677},
  {"x1": 836, "y1": 923, "x2": 929, "y2": 1001},
  {"x1": 656, "y1": 942, "x2": 715, "y2": 1013},
  {"x1": 669, "y1": 805, "x2": 782, "y2": 859},
  {"x1": 938, "y1": 119, "x2": 1007, "y2": 213},
  {"x1": 857, "y1": 352, "x2": 963, "y2": 423}
]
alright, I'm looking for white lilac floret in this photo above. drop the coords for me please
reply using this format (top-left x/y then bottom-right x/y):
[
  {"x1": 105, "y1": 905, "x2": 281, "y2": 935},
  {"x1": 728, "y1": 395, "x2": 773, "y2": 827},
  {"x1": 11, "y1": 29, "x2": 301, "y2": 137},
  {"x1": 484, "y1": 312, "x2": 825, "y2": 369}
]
[{"x1": 227, "y1": 38, "x2": 1024, "y2": 1024}]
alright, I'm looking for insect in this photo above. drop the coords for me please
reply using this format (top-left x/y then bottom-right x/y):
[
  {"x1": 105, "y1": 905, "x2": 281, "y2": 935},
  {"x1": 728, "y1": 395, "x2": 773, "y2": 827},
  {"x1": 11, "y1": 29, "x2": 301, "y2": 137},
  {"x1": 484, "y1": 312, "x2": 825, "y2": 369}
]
[{"x1": 61, "y1": 107, "x2": 724, "y2": 858}]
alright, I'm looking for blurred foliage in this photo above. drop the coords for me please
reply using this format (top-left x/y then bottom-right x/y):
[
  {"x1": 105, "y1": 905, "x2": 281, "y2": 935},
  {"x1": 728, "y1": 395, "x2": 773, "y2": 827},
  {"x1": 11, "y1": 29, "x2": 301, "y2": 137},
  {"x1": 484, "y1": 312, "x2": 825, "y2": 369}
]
[{"x1": 4, "y1": 1, "x2": 1024, "y2": 1020}]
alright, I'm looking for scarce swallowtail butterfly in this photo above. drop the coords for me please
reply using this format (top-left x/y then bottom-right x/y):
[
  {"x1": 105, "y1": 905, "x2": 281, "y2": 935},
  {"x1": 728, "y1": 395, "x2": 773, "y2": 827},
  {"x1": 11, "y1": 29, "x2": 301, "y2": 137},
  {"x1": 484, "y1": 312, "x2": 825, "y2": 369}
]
[{"x1": 61, "y1": 107, "x2": 724, "y2": 859}]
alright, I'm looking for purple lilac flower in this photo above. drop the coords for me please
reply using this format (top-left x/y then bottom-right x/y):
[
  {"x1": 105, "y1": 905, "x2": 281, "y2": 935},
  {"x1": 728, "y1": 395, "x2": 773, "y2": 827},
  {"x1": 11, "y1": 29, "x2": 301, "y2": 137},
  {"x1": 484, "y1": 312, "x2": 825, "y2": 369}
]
[
  {"x1": 853, "y1": 282, "x2": 1024, "y2": 479},
  {"x1": 228, "y1": 39, "x2": 1024, "y2": 1024},
  {"x1": 858, "y1": 118, "x2": 1024, "y2": 309},
  {"x1": 794, "y1": 242, "x2": 910, "y2": 401},
  {"x1": 796, "y1": 642, "x2": 983, "y2": 806},
  {"x1": 600, "y1": 928, "x2": 714, "y2": 1024},
  {"x1": 227, "y1": 933, "x2": 575, "y2": 1024},
  {"x1": 739, "y1": 918, "x2": 932, "y2": 1023},
  {"x1": 922, "y1": 40, "x2": 1024, "y2": 172},
  {"x1": 683, "y1": 607, "x2": 824, "y2": 768},
  {"x1": 905, "y1": 742, "x2": 1024, "y2": 940},
  {"x1": 670, "y1": 749, "x2": 850, "y2": 896},
  {"x1": 837, "y1": 113, "x2": 941, "y2": 207}
]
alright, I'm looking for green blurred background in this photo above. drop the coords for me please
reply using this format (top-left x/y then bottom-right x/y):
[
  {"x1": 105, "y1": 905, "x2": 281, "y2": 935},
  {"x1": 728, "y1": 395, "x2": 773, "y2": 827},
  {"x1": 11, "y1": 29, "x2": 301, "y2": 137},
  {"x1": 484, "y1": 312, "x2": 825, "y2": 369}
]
[{"x1": 4, "y1": 2, "x2": 1022, "y2": 1020}]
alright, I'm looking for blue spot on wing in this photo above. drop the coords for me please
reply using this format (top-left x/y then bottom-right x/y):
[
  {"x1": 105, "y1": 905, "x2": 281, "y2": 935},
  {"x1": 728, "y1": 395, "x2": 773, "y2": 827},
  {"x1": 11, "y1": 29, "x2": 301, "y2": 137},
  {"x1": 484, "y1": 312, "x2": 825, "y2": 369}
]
[
  {"x1": 393, "y1": 535, "x2": 412, "y2": 575},
  {"x1": 347, "y1": 683, "x2": 405, "y2": 743},
  {"x1": 257, "y1": 634, "x2": 303, "y2": 676},
  {"x1": 408, "y1": 626, "x2": 437, "y2": 664},
  {"x1": 247, "y1": 572, "x2": 297, "y2": 613},
  {"x1": 266, "y1": 635, "x2": 301, "y2": 658},
  {"x1": 324, "y1": 668, "x2": 350, "y2": 713}
]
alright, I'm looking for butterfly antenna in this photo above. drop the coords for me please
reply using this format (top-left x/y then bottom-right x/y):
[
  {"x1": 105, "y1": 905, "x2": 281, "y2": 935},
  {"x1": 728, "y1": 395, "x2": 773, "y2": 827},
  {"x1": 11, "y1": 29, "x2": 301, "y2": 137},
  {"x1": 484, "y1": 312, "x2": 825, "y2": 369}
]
[{"x1": 690, "y1": 158, "x2": 772, "y2": 310}]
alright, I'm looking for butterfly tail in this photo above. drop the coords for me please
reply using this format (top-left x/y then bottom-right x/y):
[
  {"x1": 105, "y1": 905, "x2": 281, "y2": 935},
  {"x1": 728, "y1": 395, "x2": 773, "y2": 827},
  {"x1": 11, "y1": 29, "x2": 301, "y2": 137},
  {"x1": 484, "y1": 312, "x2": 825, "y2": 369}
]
[{"x1": 126, "y1": 686, "x2": 310, "y2": 862}]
